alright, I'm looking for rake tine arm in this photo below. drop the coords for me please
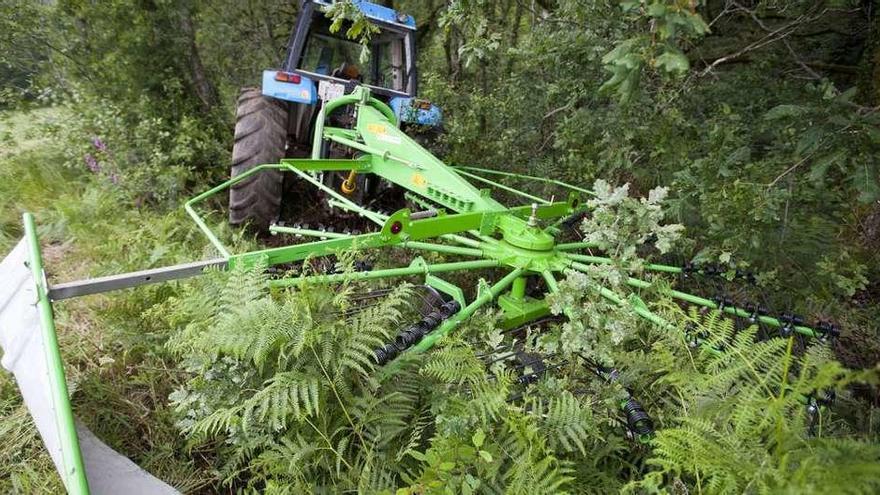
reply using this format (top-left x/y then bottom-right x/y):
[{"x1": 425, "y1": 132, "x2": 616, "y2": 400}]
[
  {"x1": 555, "y1": 242, "x2": 601, "y2": 251},
  {"x1": 267, "y1": 227, "x2": 483, "y2": 258},
  {"x1": 409, "y1": 268, "x2": 525, "y2": 354},
  {"x1": 623, "y1": 276, "x2": 818, "y2": 338},
  {"x1": 400, "y1": 241, "x2": 484, "y2": 257},
  {"x1": 452, "y1": 166, "x2": 595, "y2": 196},
  {"x1": 558, "y1": 251, "x2": 683, "y2": 274},
  {"x1": 268, "y1": 259, "x2": 500, "y2": 288},
  {"x1": 565, "y1": 259, "x2": 817, "y2": 338},
  {"x1": 542, "y1": 270, "x2": 579, "y2": 322},
  {"x1": 454, "y1": 168, "x2": 551, "y2": 205},
  {"x1": 442, "y1": 234, "x2": 484, "y2": 249},
  {"x1": 541, "y1": 270, "x2": 559, "y2": 293},
  {"x1": 269, "y1": 226, "x2": 352, "y2": 239},
  {"x1": 565, "y1": 262, "x2": 679, "y2": 332}
]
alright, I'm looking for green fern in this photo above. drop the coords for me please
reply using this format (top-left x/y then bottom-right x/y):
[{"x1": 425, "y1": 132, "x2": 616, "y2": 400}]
[{"x1": 530, "y1": 390, "x2": 598, "y2": 455}]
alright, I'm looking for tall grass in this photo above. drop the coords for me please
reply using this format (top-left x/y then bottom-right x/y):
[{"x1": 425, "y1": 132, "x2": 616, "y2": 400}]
[{"x1": 0, "y1": 107, "x2": 244, "y2": 493}]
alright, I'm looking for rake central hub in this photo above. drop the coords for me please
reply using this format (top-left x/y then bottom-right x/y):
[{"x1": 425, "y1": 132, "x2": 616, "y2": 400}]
[{"x1": 499, "y1": 218, "x2": 556, "y2": 251}]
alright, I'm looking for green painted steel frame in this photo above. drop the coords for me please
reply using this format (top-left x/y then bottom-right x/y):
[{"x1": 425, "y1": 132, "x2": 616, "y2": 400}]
[
  {"x1": 23, "y1": 213, "x2": 90, "y2": 494},
  {"x1": 182, "y1": 86, "x2": 820, "y2": 358}
]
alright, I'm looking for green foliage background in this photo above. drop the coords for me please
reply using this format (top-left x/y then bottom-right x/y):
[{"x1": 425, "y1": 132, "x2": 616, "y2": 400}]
[{"x1": 1, "y1": 0, "x2": 879, "y2": 493}]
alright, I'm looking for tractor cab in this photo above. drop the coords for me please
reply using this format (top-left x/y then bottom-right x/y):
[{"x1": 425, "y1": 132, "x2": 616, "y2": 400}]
[
  {"x1": 230, "y1": 0, "x2": 441, "y2": 231},
  {"x1": 262, "y1": 0, "x2": 440, "y2": 127}
]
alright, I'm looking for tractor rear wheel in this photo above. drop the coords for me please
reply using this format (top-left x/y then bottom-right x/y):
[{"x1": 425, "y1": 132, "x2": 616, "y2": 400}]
[{"x1": 229, "y1": 88, "x2": 288, "y2": 231}]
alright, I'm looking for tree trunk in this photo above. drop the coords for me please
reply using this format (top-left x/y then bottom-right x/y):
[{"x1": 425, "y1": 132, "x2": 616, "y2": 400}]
[{"x1": 180, "y1": 9, "x2": 218, "y2": 112}]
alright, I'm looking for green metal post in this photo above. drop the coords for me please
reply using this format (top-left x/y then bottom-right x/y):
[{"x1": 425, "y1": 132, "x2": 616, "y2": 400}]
[
  {"x1": 23, "y1": 213, "x2": 90, "y2": 495},
  {"x1": 510, "y1": 276, "x2": 527, "y2": 300}
]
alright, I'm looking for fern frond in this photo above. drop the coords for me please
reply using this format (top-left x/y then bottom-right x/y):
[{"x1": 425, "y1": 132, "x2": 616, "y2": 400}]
[
  {"x1": 220, "y1": 256, "x2": 268, "y2": 312},
  {"x1": 240, "y1": 372, "x2": 322, "y2": 433},
  {"x1": 421, "y1": 344, "x2": 485, "y2": 384},
  {"x1": 532, "y1": 391, "x2": 597, "y2": 455}
]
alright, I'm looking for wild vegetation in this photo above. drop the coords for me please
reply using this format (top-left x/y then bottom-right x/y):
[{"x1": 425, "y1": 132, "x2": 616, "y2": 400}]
[{"x1": 1, "y1": 0, "x2": 879, "y2": 493}]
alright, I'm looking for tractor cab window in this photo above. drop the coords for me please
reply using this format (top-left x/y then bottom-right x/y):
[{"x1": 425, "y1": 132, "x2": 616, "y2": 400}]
[{"x1": 298, "y1": 18, "x2": 407, "y2": 92}]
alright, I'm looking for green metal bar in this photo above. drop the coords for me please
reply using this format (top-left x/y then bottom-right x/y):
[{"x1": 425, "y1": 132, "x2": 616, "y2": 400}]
[
  {"x1": 556, "y1": 242, "x2": 599, "y2": 251},
  {"x1": 23, "y1": 213, "x2": 90, "y2": 495},
  {"x1": 559, "y1": 252, "x2": 683, "y2": 274},
  {"x1": 541, "y1": 270, "x2": 559, "y2": 293},
  {"x1": 312, "y1": 89, "x2": 397, "y2": 159},
  {"x1": 324, "y1": 132, "x2": 423, "y2": 170},
  {"x1": 442, "y1": 234, "x2": 483, "y2": 249},
  {"x1": 411, "y1": 268, "x2": 525, "y2": 353},
  {"x1": 268, "y1": 259, "x2": 500, "y2": 288},
  {"x1": 401, "y1": 241, "x2": 483, "y2": 257},
  {"x1": 270, "y1": 226, "x2": 351, "y2": 239},
  {"x1": 326, "y1": 199, "x2": 389, "y2": 223},
  {"x1": 470, "y1": 231, "x2": 500, "y2": 245},
  {"x1": 563, "y1": 259, "x2": 817, "y2": 338},
  {"x1": 559, "y1": 252, "x2": 611, "y2": 264},
  {"x1": 282, "y1": 163, "x2": 387, "y2": 225},
  {"x1": 453, "y1": 166, "x2": 595, "y2": 196},
  {"x1": 233, "y1": 232, "x2": 386, "y2": 268},
  {"x1": 454, "y1": 168, "x2": 550, "y2": 205},
  {"x1": 555, "y1": 241, "x2": 601, "y2": 251},
  {"x1": 185, "y1": 164, "x2": 295, "y2": 258},
  {"x1": 543, "y1": 268, "x2": 653, "y2": 443},
  {"x1": 623, "y1": 277, "x2": 817, "y2": 338},
  {"x1": 281, "y1": 157, "x2": 372, "y2": 172},
  {"x1": 566, "y1": 261, "x2": 678, "y2": 331}
]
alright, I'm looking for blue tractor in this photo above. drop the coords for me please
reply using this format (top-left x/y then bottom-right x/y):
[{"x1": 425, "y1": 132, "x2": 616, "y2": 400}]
[{"x1": 230, "y1": 0, "x2": 441, "y2": 230}]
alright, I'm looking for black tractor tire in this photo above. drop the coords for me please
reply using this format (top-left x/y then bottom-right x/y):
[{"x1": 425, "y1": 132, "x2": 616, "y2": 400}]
[{"x1": 229, "y1": 88, "x2": 289, "y2": 231}]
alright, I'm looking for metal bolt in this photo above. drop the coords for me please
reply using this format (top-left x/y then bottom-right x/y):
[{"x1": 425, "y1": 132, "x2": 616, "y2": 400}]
[{"x1": 528, "y1": 203, "x2": 539, "y2": 226}]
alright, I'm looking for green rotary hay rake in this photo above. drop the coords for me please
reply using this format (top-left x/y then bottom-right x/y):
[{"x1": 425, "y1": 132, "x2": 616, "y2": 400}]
[{"x1": 1, "y1": 87, "x2": 836, "y2": 494}]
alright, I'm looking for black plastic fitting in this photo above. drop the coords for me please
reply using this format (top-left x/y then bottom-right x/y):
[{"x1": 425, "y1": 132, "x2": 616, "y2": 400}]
[
  {"x1": 816, "y1": 321, "x2": 840, "y2": 342},
  {"x1": 622, "y1": 397, "x2": 654, "y2": 438}
]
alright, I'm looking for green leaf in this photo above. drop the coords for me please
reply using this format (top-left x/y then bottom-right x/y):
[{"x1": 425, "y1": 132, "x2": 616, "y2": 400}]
[
  {"x1": 809, "y1": 151, "x2": 844, "y2": 184},
  {"x1": 855, "y1": 164, "x2": 880, "y2": 203},
  {"x1": 764, "y1": 104, "x2": 807, "y2": 120},
  {"x1": 408, "y1": 450, "x2": 427, "y2": 462},
  {"x1": 439, "y1": 461, "x2": 456, "y2": 471},
  {"x1": 655, "y1": 50, "x2": 689, "y2": 75},
  {"x1": 478, "y1": 450, "x2": 494, "y2": 463},
  {"x1": 646, "y1": 3, "x2": 667, "y2": 17},
  {"x1": 796, "y1": 128, "x2": 822, "y2": 156},
  {"x1": 472, "y1": 428, "x2": 485, "y2": 448}
]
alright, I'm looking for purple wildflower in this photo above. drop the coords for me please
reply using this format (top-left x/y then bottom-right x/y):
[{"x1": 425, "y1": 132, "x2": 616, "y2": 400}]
[
  {"x1": 84, "y1": 153, "x2": 101, "y2": 173},
  {"x1": 92, "y1": 137, "x2": 107, "y2": 152}
]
